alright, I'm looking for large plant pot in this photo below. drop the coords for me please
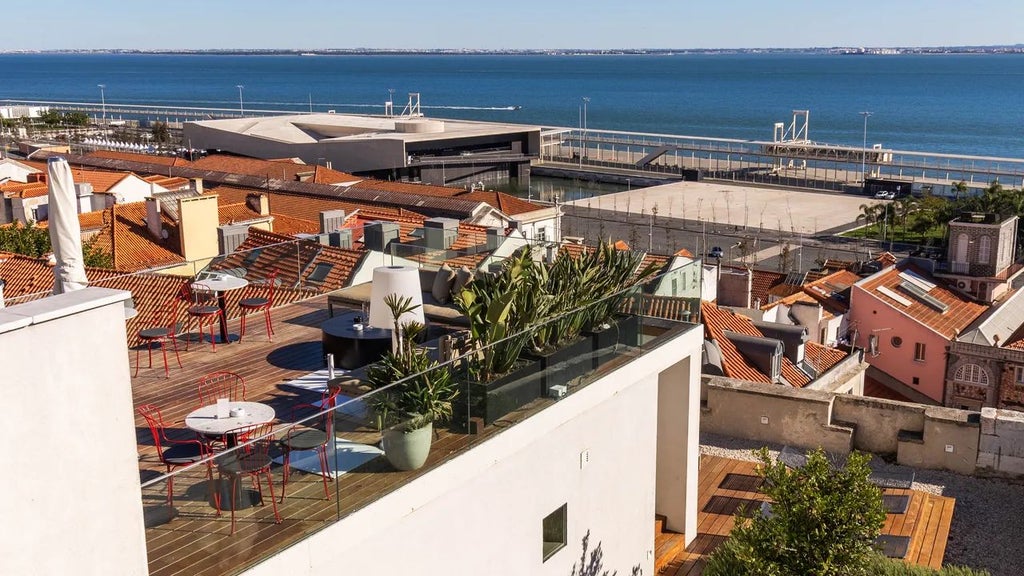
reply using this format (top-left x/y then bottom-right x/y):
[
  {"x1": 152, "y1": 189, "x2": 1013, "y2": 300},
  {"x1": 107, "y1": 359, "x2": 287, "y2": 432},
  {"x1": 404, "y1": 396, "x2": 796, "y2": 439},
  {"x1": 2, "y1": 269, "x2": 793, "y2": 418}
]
[
  {"x1": 585, "y1": 314, "x2": 641, "y2": 369},
  {"x1": 382, "y1": 421, "x2": 433, "y2": 471}
]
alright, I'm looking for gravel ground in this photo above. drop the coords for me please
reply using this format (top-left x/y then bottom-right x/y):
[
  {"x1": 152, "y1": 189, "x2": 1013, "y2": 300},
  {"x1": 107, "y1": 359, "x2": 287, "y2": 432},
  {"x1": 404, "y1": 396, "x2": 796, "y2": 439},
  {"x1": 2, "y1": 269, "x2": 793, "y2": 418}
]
[{"x1": 700, "y1": 433, "x2": 1024, "y2": 576}]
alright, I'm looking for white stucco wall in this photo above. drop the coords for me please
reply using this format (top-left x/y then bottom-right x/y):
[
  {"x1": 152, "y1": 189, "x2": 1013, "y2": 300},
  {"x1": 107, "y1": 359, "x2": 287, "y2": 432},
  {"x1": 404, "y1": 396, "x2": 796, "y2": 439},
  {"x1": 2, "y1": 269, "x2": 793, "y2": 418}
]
[
  {"x1": 0, "y1": 288, "x2": 148, "y2": 576},
  {"x1": 242, "y1": 324, "x2": 702, "y2": 576}
]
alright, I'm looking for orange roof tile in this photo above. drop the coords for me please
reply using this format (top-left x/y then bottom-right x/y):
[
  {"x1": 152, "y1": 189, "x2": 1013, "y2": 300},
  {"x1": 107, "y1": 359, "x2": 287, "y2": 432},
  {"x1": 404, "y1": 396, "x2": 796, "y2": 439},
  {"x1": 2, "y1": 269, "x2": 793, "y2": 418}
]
[
  {"x1": 209, "y1": 228, "x2": 366, "y2": 294},
  {"x1": 802, "y1": 269, "x2": 861, "y2": 314},
  {"x1": 143, "y1": 175, "x2": 191, "y2": 190},
  {"x1": 456, "y1": 190, "x2": 546, "y2": 215},
  {"x1": 33, "y1": 210, "x2": 107, "y2": 231},
  {"x1": 187, "y1": 155, "x2": 359, "y2": 184},
  {"x1": 856, "y1": 263, "x2": 988, "y2": 339},
  {"x1": 804, "y1": 342, "x2": 847, "y2": 375},
  {"x1": 351, "y1": 180, "x2": 463, "y2": 198},
  {"x1": 90, "y1": 202, "x2": 184, "y2": 271},
  {"x1": 701, "y1": 300, "x2": 820, "y2": 388},
  {"x1": 89, "y1": 150, "x2": 182, "y2": 166}
]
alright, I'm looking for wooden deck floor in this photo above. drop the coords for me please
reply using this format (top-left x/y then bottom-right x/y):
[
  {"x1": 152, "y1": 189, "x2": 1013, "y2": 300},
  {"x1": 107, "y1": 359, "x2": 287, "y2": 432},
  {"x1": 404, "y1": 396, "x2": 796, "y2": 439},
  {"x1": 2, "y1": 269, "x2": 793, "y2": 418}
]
[
  {"x1": 656, "y1": 455, "x2": 956, "y2": 575},
  {"x1": 134, "y1": 295, "x2": 630, "y2": 576}
]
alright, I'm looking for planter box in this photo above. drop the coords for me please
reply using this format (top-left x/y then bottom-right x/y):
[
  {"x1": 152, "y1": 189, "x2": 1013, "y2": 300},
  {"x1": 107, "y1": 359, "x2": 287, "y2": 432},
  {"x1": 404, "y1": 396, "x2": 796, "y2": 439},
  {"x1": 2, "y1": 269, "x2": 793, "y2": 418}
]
[
  {"x1": 459, "y1": 358, "x2": 544, "y2": 427},
  {"x1": 526, "y1": 336, "x2": 593, "y2": 394},
  {"x1": 585, "y1": 314, "x2": 641, "y2": 369}
]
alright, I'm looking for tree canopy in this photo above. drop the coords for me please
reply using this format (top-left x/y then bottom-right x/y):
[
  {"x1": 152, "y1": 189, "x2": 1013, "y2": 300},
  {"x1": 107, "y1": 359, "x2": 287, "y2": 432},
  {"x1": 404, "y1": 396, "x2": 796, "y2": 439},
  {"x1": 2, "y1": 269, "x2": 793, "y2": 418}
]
[
  {"x1": 704, "y1": 447, "x2": 887, "y2": 576},
  {"x1": 0, "y1": 221, "x2": 112, "y2": 269}
]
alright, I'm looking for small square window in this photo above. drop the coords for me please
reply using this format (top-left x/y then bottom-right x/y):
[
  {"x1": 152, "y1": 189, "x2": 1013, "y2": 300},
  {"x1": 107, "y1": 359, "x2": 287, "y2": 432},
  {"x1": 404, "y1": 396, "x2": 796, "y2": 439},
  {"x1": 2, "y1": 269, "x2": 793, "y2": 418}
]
[
  {"x1": 912, "y1": 377, "x2": 920, "y2": 385},
  {"x1": 1015, "y1": 367, "x2": 1024, "y2": 385},
  {"x1": 542, "y1": 504, "x2": 567, "y2": 562}
]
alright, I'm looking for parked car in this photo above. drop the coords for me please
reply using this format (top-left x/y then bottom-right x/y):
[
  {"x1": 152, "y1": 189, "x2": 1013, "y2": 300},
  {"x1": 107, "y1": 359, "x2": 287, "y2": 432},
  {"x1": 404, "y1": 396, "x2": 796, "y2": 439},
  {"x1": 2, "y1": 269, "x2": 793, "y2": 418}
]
[
  {"x1": 874, "y1": 190, "x2": 896, "y2": 200},
  {"x1": 708, "y1": 246, "x2": 724, "y2": 259}
]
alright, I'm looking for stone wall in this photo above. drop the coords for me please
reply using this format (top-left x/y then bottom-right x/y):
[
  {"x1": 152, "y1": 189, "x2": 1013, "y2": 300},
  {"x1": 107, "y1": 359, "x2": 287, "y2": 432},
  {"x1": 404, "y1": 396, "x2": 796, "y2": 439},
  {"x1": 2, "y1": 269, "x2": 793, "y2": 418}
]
[{"x1": 702, "y1": 376, "x2": 1024, "y2": 477}]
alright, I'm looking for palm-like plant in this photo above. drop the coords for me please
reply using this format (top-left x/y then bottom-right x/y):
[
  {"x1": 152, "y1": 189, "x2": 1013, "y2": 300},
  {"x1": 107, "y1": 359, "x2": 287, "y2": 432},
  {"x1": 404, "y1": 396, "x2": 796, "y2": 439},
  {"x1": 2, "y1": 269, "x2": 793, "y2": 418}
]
[{"x1": 366, "y1": 295, "x2": 456, "y2": 431}]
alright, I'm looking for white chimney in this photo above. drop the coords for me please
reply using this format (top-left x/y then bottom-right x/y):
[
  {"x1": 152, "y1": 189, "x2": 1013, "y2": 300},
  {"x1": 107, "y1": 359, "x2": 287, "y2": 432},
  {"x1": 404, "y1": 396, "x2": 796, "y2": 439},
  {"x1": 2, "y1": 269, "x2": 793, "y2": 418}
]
[
  {"x1": 0, "y1": 278, "x2": 6, "y2": 308},
  {"x1": 145, "y1": 197, "x2": 163, "y2": 239}
]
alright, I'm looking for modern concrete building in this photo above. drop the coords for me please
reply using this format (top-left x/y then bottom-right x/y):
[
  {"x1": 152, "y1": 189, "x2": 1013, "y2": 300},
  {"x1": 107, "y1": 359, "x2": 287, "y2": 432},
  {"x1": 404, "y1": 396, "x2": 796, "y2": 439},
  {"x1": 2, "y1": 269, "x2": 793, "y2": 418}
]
[{"x1": 183, "y1": 112, "x2": 541, "y2": 189}]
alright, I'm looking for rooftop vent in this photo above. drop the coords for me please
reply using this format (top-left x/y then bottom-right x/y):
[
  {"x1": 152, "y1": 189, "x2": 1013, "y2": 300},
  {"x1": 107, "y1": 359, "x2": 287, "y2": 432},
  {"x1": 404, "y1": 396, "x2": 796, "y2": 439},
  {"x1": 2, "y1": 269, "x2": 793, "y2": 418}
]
[
  {"x1": 319, "y1": 209, "x2": 346, "y2": 233},
  {"x1": 363, "y1": 221, "x2": 400, "y2": 253},
  {"x1": 752, "y1": 320, "x2": 808, "y2": 364},
  {"x1": 424, "y1": 217, "x2": 459, "y2": 250}
]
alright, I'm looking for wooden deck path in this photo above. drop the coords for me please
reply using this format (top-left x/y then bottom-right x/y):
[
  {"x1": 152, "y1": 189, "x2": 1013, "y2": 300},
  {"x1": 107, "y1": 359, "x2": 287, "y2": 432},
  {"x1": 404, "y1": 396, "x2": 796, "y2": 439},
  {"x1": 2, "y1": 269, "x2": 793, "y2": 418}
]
[{"x1": 656, "y1": 455, "x2": 956, "y2": 576}]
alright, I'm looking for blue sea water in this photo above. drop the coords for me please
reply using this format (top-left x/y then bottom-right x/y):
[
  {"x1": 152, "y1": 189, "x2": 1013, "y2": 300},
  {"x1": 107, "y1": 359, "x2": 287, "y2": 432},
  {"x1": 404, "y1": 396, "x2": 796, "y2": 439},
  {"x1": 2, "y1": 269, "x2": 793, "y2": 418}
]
[{"x1": 1, "y1": 53, "x2": 1022, "y2": 158}]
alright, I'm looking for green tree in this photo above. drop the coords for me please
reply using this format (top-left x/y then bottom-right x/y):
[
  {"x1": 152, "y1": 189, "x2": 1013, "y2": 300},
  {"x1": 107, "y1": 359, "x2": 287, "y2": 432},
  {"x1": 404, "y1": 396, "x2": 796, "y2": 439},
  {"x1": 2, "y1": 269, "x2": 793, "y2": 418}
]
[
  {"x1": 151, "y1": 121, "x2": 170, "y2": 144},
  {"x1": 0, "y1": 221, "x2": 113, "y2": 268},
  {"x1": 704, "y1": 447, "x2": 887, "y2": 576}
]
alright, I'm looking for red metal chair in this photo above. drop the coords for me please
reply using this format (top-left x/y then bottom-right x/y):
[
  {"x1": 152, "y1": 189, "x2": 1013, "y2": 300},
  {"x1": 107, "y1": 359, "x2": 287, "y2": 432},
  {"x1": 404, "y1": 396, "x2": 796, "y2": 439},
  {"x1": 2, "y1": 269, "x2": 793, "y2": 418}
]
[
  {"x1": 197, "y1": 371, "x2": 247, "y2": 406},
  {"x1": 278, "y1": 389, "x2": 340, "y2": 502},
  {"x1": 239, "y1": 269, "x2": 278, "y2": 342},
  {"x1": 215, "y1": 422, "x2": 281, "y2": 534},
  {"x1": 134, "y1": 298, "x2": 183, "y2": 378},
  {"x1": 180, "y1": 282, "x2": 223, "y2": 352},
  {"x1": 138, "y1": 404, "x2": 214, "y2": 508}
]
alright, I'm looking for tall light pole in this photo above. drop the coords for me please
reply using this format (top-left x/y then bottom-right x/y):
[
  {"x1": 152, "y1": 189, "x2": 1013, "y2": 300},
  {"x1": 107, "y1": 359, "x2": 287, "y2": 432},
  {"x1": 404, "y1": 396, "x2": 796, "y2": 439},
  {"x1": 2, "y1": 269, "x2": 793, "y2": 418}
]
[
  {"x1": 236, "y1": 85, "x2": 245, "y2": 116},
  {"x1": 860, "y1": 111, "x2": 872, "y2": 181},
  {"x1": 97, "y1": 84, "x2": 106, "y2": 124},
  {"x1": 582, "y1": 96, "x2": 590, "y2": 162}
]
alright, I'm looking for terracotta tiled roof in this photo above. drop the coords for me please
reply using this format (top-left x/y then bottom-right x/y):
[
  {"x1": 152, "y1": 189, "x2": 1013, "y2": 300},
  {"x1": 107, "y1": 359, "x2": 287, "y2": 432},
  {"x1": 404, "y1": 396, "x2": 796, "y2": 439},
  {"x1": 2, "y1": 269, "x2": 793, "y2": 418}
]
[
  {"x1": 1, "y1": 181, "x2": 47, "y2": 199},
  {"x1": 856, "y1": 263, "x2": 988, "y2": 339},
  {"x1": 675, "y1": 247, "x2": 695, "y2": 258},
  {"x1": 0, "y1": 251, "x2": 312, "y2": 346},
  {"x1": 33, "y1": 210, "x2": 107, "y2": 231},
  {"x1": 456, "y1": 190, "x2": 546, "y2": 215},
  {"x1": 143, "y1": 175, "x2": 191, "y2": 190},
  {"x1": 638, "y1": 294, "x2": 698, "y2": 322},
  {"x1": 209, "y1": 228, "x2": 366, "y2": 293},
  {"x1": 206, "y1": 185, "x2": 422, "y2": 228},
  {"x1": 761, "y1": 291, "x2": 834, "y2": 319},
  {"x1": 268, "y1": 213, "x2": 318, "y2": 236},
  {"x1": 90, "y1": 202, "x2": 184, "y2": 271},
  {"x1": 89, "y1": 150, "x2": 183, "y2": 166},
  {"x1": 700, "y1": 300, "x2": 816, "y2": 388},
  {"x1": 187, "y1": 155, "x2": 360, "y2": 184},
  {"x1": 218, "y1": 203, "x2": 264, "y2": 225},
  {"x1": 804, "y1": 342, "x2": 847, "y2": 374},
  {"x1": 68, "y1": 169, "x2": 132, "y2": 193},
  {"x1": 350, "y1": 180, "x2": 462, "y2": 198},
  {"x1": 559, "y1": 243, "x2": 672, "y2": 279},
  {"x1": 1002, "y1": 324, "x2": 1024, "y2": 351},
  {"x1": 802, "y1": 269, "x2": 861, "y2": 314}
]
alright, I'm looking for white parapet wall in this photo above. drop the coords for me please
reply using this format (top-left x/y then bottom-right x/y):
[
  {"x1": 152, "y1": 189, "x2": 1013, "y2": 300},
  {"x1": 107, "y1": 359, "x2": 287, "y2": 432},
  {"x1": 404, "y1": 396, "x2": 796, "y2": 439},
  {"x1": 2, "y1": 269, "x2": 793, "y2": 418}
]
[
  {"x1": 0, "y1": 288, "x2": 148, "y2": 576},
  {"x1": 241, "y1": 323, "x2": 703, "y2": 576}
]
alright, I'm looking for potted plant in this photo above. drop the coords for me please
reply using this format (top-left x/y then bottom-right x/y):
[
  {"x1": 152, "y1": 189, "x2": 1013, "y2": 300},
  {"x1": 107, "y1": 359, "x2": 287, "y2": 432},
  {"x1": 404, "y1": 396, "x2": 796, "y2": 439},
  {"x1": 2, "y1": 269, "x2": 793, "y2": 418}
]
[{"x1": 366, "y1": 295, "x2": 457, "y2": 471}]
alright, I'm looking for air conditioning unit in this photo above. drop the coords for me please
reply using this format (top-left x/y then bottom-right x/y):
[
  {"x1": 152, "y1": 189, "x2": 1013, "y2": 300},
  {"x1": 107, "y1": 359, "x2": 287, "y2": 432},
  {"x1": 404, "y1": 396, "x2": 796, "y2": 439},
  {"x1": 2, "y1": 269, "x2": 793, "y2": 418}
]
[{"x1": 957, "y1": 280, "x2": 968, "y2": 290}]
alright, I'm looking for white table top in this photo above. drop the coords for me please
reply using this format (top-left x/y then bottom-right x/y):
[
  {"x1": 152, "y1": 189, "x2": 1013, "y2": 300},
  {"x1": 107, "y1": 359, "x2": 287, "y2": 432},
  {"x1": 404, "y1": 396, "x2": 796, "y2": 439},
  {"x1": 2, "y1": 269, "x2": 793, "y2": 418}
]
[
  {"x1": 185, "y1": 401, "x2": 275, "y2": 435},
  {"x1": 192, "y1": 275, "x2": 250, "y2": 293}
]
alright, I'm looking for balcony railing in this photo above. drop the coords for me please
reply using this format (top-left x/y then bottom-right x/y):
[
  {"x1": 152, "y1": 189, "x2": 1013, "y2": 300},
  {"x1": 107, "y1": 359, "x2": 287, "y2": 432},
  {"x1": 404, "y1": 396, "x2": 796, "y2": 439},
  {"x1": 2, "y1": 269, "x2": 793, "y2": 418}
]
[{"x1": 137, "y1": 263, "x2": 701, "y2": 575}]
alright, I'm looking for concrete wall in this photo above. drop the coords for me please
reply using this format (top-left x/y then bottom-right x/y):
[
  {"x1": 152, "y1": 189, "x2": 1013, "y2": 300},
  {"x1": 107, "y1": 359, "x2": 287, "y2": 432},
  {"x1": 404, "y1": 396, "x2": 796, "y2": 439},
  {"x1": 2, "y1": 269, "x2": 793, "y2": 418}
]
[
  {"x1": 241, "y1": 323, "x2": 703, "y2": 576},
  {"x1": 701, "y1": 376, "x2": 1006, "y2": 477},
  {"x1": 978, "y1": 408, "x2": 1024, "y2": 476},
  {"x1": 177, "y1": 195, "x2": 220, "y2": 262},
  {"x1": 0, "y1": 288, "x2": 148, "y2": 576}
]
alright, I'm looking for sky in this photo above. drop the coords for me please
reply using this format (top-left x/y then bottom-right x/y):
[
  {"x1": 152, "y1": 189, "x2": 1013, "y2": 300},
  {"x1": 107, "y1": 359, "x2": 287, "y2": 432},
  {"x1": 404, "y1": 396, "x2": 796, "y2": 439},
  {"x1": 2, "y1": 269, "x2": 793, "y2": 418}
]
[{"x1": 4, "y1": 0, "x2": 1022, "y2": 51}]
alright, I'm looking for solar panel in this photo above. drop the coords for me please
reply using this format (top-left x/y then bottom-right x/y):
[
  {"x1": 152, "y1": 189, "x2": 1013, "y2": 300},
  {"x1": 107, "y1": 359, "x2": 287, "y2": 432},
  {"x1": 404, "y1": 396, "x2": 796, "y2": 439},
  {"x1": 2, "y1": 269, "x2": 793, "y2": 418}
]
[{"x1": 898, "y1": 270, "x2": 936, "y2": 292}]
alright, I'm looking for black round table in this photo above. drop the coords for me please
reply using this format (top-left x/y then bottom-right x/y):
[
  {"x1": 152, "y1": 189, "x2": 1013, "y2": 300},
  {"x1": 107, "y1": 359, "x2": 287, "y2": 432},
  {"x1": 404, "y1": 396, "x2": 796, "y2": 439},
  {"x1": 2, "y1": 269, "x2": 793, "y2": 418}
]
[{"x1": 321, "y1": 312, "x2": 392, "y2": 369}]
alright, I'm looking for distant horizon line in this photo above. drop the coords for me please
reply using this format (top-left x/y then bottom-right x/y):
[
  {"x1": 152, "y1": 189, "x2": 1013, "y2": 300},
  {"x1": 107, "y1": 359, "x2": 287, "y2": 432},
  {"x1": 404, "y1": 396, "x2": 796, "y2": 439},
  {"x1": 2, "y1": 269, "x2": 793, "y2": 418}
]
[{"x1": 2, "y1": 44, "x2": 1023, "y2": 55}]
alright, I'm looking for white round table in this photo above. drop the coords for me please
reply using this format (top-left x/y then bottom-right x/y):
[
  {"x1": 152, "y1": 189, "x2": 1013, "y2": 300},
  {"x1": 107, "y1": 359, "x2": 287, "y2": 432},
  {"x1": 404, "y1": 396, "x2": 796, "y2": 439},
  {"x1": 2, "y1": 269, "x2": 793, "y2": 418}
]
[
  {"x1": 191, "y1": 276, "x2": 250, "y2": 343},
  {"x1": 185, "y1": 401, "x2": 275, "y2": 446}
]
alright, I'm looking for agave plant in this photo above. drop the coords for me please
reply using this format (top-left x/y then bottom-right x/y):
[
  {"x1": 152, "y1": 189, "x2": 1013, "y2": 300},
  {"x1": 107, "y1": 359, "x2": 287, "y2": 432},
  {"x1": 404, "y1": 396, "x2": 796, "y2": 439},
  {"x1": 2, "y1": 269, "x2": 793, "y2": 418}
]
[{"x1": 366, "y1": 295, "x2": 456, "y2": 431}]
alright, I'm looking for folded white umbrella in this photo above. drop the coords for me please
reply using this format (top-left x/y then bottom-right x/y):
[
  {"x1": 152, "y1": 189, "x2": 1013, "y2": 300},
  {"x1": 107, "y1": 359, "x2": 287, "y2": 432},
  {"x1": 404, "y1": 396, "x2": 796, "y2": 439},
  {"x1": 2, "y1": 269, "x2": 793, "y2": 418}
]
[{"x1": 47, "y1": 157, "x2": 89, "y2": 294}]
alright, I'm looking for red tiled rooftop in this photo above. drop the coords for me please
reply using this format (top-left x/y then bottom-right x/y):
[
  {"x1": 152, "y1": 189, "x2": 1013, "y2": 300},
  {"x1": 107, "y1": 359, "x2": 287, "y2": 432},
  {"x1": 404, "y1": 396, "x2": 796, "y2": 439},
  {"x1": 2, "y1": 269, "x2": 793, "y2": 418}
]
[
  {"x1": 187, "y1": 155, "x2": 359, "y2": 184},
  {"x1": 89, "y1": 150, "x2": 185, "y2": 166},
  {"x1": 456, "y1": 190, "x2": 546, "y2": 215},
  {"x1": 91, "y1": 202, "x2": 184, "y2": 271},
  {"x1": 857, "y1": 263, "x2": 988, "y2": 339}
]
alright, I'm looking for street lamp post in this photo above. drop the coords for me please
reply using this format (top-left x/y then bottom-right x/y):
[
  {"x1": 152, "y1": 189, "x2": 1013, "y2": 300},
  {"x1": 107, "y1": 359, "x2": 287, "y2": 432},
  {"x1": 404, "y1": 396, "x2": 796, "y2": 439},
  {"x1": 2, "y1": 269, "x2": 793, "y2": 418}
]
[
  {"x1": 236, "y1": 85, "x2": 245, "y2": 116},
  {"x1": 97, "y1": 84, "x2": 106, "y2": 124},
  {"x1": 582, "y1": 96, "x2": 590, "y2": 162},
  {"x1": 860, "y1": 111, "x2": 873, "y2": 181}
]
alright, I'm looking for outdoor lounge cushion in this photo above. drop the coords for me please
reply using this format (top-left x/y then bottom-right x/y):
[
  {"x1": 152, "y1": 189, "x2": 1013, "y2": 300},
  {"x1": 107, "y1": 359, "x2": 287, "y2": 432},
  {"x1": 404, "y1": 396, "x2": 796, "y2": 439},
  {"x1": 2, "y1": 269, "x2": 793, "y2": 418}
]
[
  {"x1": 432, "y1": 264, "x2": 456, "y2": 305},
  {"x1": 451, "y1": 266, "x2": 475, "y2": 300}
]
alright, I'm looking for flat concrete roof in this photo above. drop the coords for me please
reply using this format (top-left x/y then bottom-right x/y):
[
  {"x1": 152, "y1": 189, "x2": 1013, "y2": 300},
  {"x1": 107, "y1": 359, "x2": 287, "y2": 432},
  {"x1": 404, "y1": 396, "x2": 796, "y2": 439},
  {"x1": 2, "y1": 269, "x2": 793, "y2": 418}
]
[
  {"x1": 567, "y1": 181, "x2": 877, "y2": 235},
  {"x1": 188, "y1": 113, "x2": 540, "y2": 145}
]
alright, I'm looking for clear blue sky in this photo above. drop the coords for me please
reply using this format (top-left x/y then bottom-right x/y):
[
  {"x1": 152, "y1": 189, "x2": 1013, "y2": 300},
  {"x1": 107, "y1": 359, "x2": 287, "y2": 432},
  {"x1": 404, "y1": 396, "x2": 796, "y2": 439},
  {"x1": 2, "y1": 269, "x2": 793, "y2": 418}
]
[{"x1": 5, "y1": 0, "x2": 1022, "y2": 50}]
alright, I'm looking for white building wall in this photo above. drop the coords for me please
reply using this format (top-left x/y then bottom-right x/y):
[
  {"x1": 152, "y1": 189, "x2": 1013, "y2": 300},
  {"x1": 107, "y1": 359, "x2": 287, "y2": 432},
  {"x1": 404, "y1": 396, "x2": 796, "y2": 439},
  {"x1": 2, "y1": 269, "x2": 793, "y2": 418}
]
[
  {"x1": 0, "y1": 159, "x2": 40, "y2": 183},
  {"x1": 242, "y1": 325, "x2": 702, "y2": 576},
  {"x1": 0, "y1": 288, "x2": 148, "y2": 576}
]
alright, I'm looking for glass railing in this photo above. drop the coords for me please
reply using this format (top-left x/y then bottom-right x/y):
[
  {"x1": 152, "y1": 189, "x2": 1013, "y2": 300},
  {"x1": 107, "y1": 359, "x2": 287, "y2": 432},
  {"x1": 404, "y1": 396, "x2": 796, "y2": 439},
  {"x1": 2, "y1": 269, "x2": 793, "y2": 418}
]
[{"x1": 136, "y1": 263, "x2": 701, "y2": 575}]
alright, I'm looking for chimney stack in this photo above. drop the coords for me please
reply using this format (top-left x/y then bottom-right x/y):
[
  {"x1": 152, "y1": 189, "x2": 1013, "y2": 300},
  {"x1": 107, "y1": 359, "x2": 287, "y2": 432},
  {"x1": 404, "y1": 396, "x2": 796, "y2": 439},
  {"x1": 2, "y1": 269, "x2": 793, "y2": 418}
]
[
  {"x1": 145, "y1": 197, "x2": 163, "y2": 239},
  {"x1": 246, "y1": 193, "x2": 270, "y2": 216},
  {"x1": 424, "y1": 217, "x2": 459, "y2": 250},
  {"x1": 363, "y1": 221, "x2": 400, "y2": 253},
  {"x1": 190, "y1": 178, "x2": 204, "y2": 195},
  {"x1": 486, "y1": 227, "x2": 503, "y2": 251},
  {"x1": 319, "y1": 209, "x2": 346, "y2": 233}
]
